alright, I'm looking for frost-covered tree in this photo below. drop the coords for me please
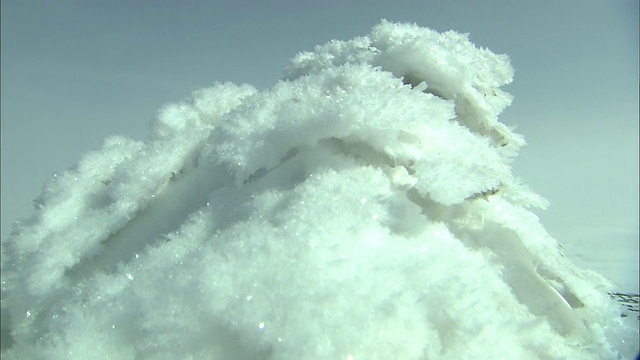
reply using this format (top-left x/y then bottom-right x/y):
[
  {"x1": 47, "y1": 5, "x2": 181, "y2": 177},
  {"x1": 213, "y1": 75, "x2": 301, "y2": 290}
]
[{"x1": 1, "y1": 20, "x2": 637, "y2": 359}]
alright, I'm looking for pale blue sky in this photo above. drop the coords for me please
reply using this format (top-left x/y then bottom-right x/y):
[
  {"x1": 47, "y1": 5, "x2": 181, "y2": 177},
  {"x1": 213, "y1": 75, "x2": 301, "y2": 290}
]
[{"x1": 2, "y1": 1, "x2": 638, "y2": 289}]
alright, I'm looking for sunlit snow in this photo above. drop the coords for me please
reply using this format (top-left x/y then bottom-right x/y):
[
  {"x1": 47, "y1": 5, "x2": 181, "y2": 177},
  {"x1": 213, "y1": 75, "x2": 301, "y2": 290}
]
[{"x1": 1, "y1": 20, "x2": 637, "y2": 359}]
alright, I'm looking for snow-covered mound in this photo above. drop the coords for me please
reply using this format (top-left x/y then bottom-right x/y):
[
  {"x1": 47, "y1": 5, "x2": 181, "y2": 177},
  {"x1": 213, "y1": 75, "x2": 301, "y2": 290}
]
[{"x1": 1, "y1": 20, "x2": 637, "y2": 359}]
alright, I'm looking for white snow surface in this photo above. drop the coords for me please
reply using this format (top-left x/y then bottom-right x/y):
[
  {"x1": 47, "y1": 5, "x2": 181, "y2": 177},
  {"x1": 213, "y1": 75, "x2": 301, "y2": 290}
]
[{"x1": 1, "y1": 20, "x2": 637, "y2": 359}]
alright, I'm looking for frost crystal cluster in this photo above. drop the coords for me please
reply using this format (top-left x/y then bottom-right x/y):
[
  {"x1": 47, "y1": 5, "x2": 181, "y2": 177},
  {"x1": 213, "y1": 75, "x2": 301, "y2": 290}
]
[{"x1": 1, "y1": 21, "x2": 637, "y2": 359}]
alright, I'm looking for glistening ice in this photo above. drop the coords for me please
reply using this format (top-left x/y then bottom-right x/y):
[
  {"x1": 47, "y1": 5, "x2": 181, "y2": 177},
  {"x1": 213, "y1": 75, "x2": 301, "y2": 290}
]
[{"x1": 1, "y1": 20, "x2": 637, "y2": 359}]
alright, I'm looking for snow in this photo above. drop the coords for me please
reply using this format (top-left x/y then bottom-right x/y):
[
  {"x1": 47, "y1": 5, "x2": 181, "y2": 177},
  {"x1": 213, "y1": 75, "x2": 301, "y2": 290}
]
[{"x1": 1, "y1": 20, "x2": 638, "y2": 359}]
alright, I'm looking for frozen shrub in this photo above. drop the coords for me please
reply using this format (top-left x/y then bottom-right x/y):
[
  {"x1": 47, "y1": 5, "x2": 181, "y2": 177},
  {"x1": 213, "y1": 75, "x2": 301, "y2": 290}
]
[{"x1": 1, "y1": 20, "x2": 637, "y2": 359}]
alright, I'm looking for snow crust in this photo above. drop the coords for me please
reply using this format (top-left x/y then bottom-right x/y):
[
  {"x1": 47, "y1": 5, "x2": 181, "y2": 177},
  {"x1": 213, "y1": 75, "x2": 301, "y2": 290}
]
[{"x1": 1, "y1": 20, "x2": 637, "y2": 359}]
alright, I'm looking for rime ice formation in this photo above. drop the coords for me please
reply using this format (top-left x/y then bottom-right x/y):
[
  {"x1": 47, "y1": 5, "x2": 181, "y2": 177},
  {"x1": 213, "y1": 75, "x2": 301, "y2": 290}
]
[{"x1": 1, "y1": 20, "x2": 637, "y2": 359}]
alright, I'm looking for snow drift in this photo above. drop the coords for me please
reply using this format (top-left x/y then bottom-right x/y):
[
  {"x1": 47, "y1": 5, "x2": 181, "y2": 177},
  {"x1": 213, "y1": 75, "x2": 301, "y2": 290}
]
[{"x1": 1, "y1": 20, "x2": 637, "y2": 359}]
